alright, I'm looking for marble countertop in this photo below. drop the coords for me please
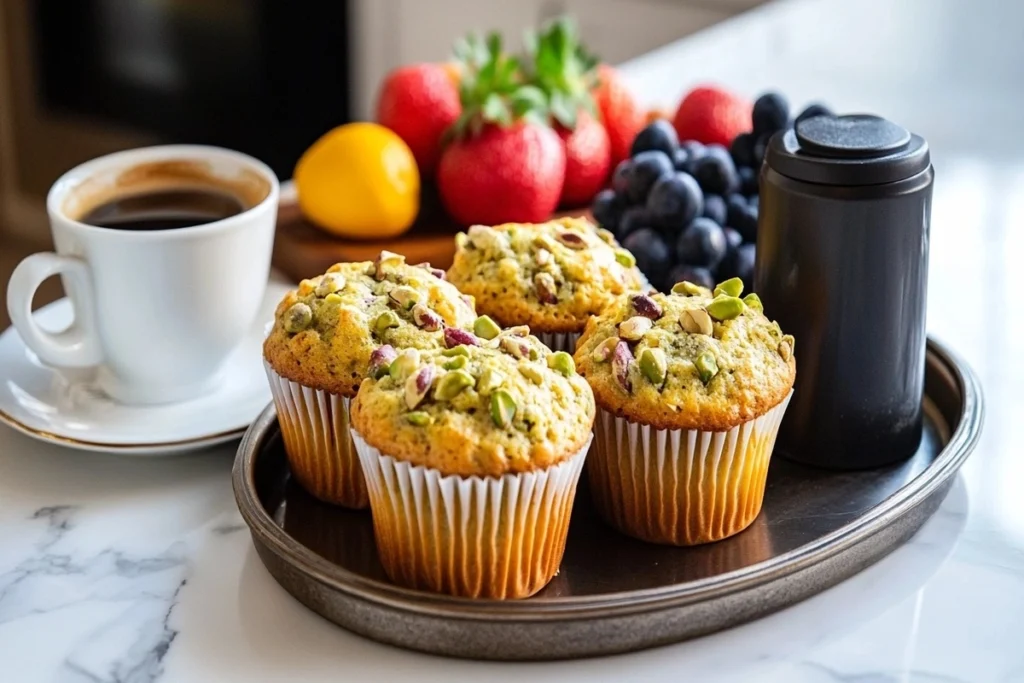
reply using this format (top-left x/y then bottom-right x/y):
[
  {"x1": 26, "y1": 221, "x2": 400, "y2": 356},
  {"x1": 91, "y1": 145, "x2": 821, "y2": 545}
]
[{"x1": 2, "y1": 0, "x2": 1021, "y2": 680}]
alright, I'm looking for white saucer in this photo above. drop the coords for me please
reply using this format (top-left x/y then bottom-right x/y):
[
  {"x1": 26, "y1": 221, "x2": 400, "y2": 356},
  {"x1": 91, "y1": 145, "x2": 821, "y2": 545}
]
[{"x1": 0, "y1": 280, "x2": 292, "y2": 456}]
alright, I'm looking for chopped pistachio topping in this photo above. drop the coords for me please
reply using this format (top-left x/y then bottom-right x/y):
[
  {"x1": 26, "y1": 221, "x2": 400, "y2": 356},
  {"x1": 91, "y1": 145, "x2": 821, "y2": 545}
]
[
  {"x1": 695, "y1": 350, "x2": 719, "y2": 384},
  {"x1": 705, "y1": 295, "x2": 746, "y2": 321},
  {"x1": 473, "y1": 315, "x2": 502, "y2": 340},
  {"x1": 618, "y1": 315, "x2": 653, "y2": 341},
  {"x1": 442, "y1": 355, "x2": 468, "y2": 370},
  {"x1": 489, "y1": 389, "x2": 517, "y2": 428},
  {"x1": 404, "y1": 365, "x2": 436, "y2": 409},
  {"x1": 518, "y1": 364, "x2": 544, "y2": 385},
  {"x1": 389, "y1": 285, "x2": 422, "y2": 310},
  {"x1": 713, "y1": 277, "x2": 744, "y2": 298},
  {"x1": 743, "y1": 293, "x2": 763, "y2": 313},
  {"x1": 315, "y1": 273, "x2": 345, "y2": 297},
  {"x1": 680, "y1": 308, "x2": 714, "y2": 336},
  {"x1": 324, "y1": 292, "x2": 343, "y2": 306},
  {"x1": 591, "y1": 337, "x2": 619, "y2": 362},
  {"x1": 614, "y1": 248, "x2": 636, "y2": 268},
  {"x1": 441, "y1": 344, "x2": 470, "y2": 357},
  {"x1": 434, "y1": 369, "x2": 475, "y2": 401},
  {"x1": 406, "y1": 411, "x2": 433, "y2": 426},
  {"x1": 671, "y1": 281, "x2": 706, "y2": 297},
  {"x1": 638, "y1": 347, "x2": 667, "y2": 386},
  {"x1": 389, "y1": 348, "x2": 420, "y2": 381},
  {"x1": 373, "y1": 310, "x2": 401, "y2": 336},
  {"x1": 476, "y1": 367, "x2": 504, "y2": 394},
  {"x1": 283, "y1": 303, "x2": 313, "y2": 333},
  {"x1": 548, "y1": 351, "x2": 576, "y2": 377}
]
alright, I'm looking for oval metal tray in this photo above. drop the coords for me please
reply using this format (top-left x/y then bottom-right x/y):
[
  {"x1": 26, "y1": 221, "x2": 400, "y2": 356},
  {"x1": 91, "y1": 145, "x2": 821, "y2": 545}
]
[{"x1": 232, "y1": 338, "x2": 983, "y2": 660}]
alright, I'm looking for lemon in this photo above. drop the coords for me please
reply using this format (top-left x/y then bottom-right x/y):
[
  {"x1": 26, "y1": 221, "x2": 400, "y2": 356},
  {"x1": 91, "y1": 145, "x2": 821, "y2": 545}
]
[{"x1": 294, "y1": 122, "x2": 420, "y2": 239}]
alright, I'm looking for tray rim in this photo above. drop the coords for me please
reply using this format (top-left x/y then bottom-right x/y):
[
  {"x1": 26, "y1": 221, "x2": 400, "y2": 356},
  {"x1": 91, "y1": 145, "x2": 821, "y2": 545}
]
[{"x1": 232, "y1": 336, "x2": 983, "y2": 622}]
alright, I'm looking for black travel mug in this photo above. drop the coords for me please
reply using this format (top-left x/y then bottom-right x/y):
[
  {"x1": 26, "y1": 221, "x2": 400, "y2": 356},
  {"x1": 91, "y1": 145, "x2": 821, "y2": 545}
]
[{"x1": 755, "y1": 114, "x2": 933, "y2": 469}]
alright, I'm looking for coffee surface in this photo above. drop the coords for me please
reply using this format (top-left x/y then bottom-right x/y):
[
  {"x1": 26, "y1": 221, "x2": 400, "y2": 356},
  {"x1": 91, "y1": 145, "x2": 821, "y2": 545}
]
[{"x1": 80, "y1": 188, "x2": 245, "y2": 231}]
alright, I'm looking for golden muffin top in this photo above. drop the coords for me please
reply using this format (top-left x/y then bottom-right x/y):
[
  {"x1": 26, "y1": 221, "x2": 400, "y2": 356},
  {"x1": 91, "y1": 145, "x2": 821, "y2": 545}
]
[
  {"x1": 574, "y1": 278, "x2": 795, "y2": 432},
  {"x1": 446, "y1": 217, "x2": 648, "y2": 334},
  {"x1": 350, "y1": 329, "x2": 595, "y2": 477},
  {"x1": 263, "y1": 252, "x2": 479, "y2": 396}
]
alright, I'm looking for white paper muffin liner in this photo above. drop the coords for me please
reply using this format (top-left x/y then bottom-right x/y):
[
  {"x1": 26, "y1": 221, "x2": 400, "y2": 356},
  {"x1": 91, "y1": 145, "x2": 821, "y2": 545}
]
[
  {"x1": 535, "y1": 330, "x2": 581, "y2": 354},
  {"x1": 352, "y1": 430, "x2": 591, "y2": 599},
  {"x1": 588, "y1": 391, "x2": 793, "y2": 546},
  {"x1": 264, "y1": 362, "x2": 369, "y2": 509}
]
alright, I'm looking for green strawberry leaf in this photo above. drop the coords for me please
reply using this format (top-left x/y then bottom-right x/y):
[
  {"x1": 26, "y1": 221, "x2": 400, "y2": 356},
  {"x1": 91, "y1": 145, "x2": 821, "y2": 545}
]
[{"x1": 523, "y1": 14, "x2": 599, "y2": 130}]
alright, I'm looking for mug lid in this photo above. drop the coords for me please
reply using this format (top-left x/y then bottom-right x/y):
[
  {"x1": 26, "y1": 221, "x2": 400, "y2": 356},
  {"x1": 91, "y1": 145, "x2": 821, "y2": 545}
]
[{"x1": 765, "y1": 114, "x2": 930, "y2": 186}]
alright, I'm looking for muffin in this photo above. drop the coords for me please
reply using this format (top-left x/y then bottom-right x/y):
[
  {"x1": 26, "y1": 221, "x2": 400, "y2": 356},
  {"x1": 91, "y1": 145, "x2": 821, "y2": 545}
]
[
  {"x1": 446, "y1": 216, "x2": 648, "y2": 353},
  {"x1": 349, "y1": 330, "x2": 595, "y2": 599},
  {"x1": 263, "y1": 251, "x2": 478, "y2": 508},
  {"x1": 574, "y1": 278, "x2": 795, "y2": 546}
]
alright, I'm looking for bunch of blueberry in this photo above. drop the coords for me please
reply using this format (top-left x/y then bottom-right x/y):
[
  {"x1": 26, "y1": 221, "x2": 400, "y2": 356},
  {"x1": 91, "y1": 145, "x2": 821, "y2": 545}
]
[{"x1": 591, "y1": 92, "x2": 831, "y2": 292}]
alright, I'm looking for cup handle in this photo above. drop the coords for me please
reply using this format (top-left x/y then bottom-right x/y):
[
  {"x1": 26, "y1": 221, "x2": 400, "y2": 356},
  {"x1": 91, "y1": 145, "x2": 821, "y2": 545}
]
[{"x1": 6, "y1": 252, "x2": 103, "y2": 367}]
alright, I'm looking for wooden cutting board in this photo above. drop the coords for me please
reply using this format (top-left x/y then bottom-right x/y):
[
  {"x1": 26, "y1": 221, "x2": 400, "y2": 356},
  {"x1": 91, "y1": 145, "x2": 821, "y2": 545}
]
[{"x1": 271, "y1": 182, "x2": 589, "y2": 283}]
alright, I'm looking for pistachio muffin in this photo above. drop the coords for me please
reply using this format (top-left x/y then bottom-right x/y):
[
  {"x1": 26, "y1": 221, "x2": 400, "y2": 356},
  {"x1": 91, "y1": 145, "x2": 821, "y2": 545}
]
[
  {"x1": 350, "y1": 330, "x2": 595, "y2": 599},
  {"x1": 263, "y1": 251, "x2": 479, "y2": 508},
  {"x1": 446, "y1": 216, "x2": 648, "y2": 353},
  {"x1": 574, "y1": 277, "x2": 796, "y2": 546}
]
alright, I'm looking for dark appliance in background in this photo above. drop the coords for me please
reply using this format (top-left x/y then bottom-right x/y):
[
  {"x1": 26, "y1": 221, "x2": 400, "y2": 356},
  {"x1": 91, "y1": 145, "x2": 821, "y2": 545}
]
[{"x1": 31, "y1": 0, "x2": 353, "y2": 180}]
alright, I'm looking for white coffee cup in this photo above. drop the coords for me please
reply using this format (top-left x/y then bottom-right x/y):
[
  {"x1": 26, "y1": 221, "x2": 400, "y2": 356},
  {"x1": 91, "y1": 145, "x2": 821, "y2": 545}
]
[{"x1": 6, "y1": 145, "x2": 279, "y2": 405}]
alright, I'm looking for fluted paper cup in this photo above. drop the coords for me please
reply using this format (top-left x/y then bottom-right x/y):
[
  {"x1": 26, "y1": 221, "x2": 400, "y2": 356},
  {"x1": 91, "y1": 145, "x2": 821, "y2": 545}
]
[
  {"x1": 352, "y1": 430, "x2": 591, "y2": 599},
  {"x1": 588, "y1": 392, "x2": 792, "y2": 546},
  {"x1": 264, "y1": 361, "x2": 369, "y2": 509},
  {"x1": 535, "y1": 330, "x2": 581, "y2": 354}
]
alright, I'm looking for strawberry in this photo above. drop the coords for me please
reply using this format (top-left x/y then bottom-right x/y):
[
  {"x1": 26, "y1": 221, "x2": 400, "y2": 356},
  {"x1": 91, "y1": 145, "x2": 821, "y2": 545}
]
[
  {"x1": 557, "y1": 110, "x2": 610, "y2": 208},
  {"x1": 672, "y1": 85, "x2": 752, "y2": 147},
  {"x1": 375, "y1": 63, "x2": 461, "y2": 178},
  {"x1": 593, "y1": 64, "x2": 645, "y2": 167},
  {"x1": 524, "y1": 17, "x2": 611, "y2": 207},
  {"x1": 437, "y1": 33, "x2": 565, "y2": 225}
]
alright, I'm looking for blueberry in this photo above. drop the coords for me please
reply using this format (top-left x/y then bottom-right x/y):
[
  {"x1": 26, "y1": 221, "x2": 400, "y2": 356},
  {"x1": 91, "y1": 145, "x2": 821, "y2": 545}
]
[
  {"x1": 622, "y1": 228, "x2": 673, "y2": 286},
  {"x1": 611, "y1": 159, "x2": 633, "y2": 196},
  {"x1": 631, "y1": 120, "x2": 680, "y2": 158},
  {"x1": 705, "y1": 143, "x2": 730, "y2": 161},
  {"x1": 730, "y1": 132, "x2": 756, "y2": 168},
  {"x1": 723, "y1": 226, "x2": 743, "y2": 252},
  {"x1": 667, "y1": 264, "x2": 715, "y2": 291},
  {"x1": 617, "y1": 206, "x2": 655, "y2": 240},
  {"x1": 702, "y1": 194, "x2": 727, "y2": 225},
  {"x1": 733, "y1": 243, "x2": 757, "y2": 290},
  {"x1": 625, "y1": 150, "x2": 674, "y2": 204},
  {"x1": 752, "y1": 92, "x2": 790, "y2": 138},
  {"x1": 591, "y1": 189, "x2": 624, "y2": 231},
  {"x1": 672, "y1": 148, "x2": 689, "y2": 172},
  {"x1": 681, "y1": 141, "x2": 706, "y2": 158},
  {"x1": 693, "y1": 154, "x2": 739, "y2": 195},
  {"x1": 726, "y1": 194, "x2": 748, "y2": 225},
  {"x1": 738, "y1": 166, "x2": 758, "y2": 195},
  {"x1": 646, "y1": 172, "x2": 703, "y2": 233},
  {"x1": 747, "y1": 194, "x2": 759, "y2": 211},
  {"x1": 676, "y1": 217, "x2": 727, "y2": 270},
  {"x1": 795, "y1": 103, "x2": 833, "y2": 126}
]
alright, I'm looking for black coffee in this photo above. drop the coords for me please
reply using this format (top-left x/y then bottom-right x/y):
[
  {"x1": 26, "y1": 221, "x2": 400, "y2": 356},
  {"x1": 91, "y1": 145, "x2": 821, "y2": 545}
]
[{"x1": 80, "y1": 188, "x2": 246, "y2": 231}]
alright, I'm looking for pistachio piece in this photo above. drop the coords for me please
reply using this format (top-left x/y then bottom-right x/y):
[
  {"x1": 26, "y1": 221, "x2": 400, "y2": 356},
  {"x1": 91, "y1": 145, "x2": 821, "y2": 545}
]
[
  {"x1": 434, "y1": 369, "x2": 475, "y2": 401},
  {"x1": 548, "y1": 351, "x2": 576, "y2": 377},
  {"x1": 372, "y1": 250, "x2": 405, "y2": 280},
  {"x1": 618, "y1": 315, "x2": 653, "y2": 341},
  {"x1": 441, "y1": 344, "x2": 470, "y2": 357},
  {"x1": 638, "y1": 347, "x2": 668, "y2": 386},
  {"x1": 502, "y1": 325, "x2": 531, "y2": 338},
  {"x1": 411, "y1": 303, "x2": 442, "y2": 331},
  {"x1": 611, "y1": 341, "x2": 634, "y2": 392},
  {"x1": 324, "y1": 293, "x2": 343, "y2": 306},
  {"x1": 404, "y1": 365, "x2": 436, "y2": 409},
  {"x1": 499, "y1": 335, "x2": 531, "y2": 359},
  {"x1": 489, "y1": 390, "x2": 517, "y2": 428},
  {"x1": 389, "y1": 348, "x2": 420, "y2": 381},
  {"x1": 373, "y1": 310, "x2": 401, "y2": 336},
  {"x1": 368, "y1": 345, "x2": 398, "y2": 379},
  {"x1": 743, "y1": 293, "x2": 763, "y2": 313},
  {"x1": 533, "y1": 233, "x2": 558, "y2": 252},
  {"x1": 680, "y1": 308, "x2": 714, "y2": 336},
  {"x1": 518, "y1": 363, "x2": 544, "y2": 385},
  {"x1": 388, "y1": 285, "x2": 422, "y2": 310},
  {"x1": 454, "y1": 232, "x2": 469, "y2": 249},
  {"x1": 591, "y1": 337, "x2": 619, "y2": 362},
  {"x1": 414, "y1": 262, "x2": 447, "y2": 280},
  {"x1": 705, "y1": 295, "x2": 746, "y2": 321},
  {"x1": 467, "y1": 225, "x2": 506, "y2": 251},
  {"x1": 442, "y1": 355, "x2": 468, "y2": 370},
  {"x1": 283, "y1": 303, "x2": 313, "y2": 333},
  {"x1": 298, "y1": 279, "x2": 317, "y2": 296},
  {"x1": 556, "y1": 231, "x2": 587, "y2": 249},
  {"x1": 476, "y1": 367, "x2": 504, "y2": 394},
  {"x1": 406, "y1": 411, "x2": 433, "y2": 426},
  {"x1": 535, "y1": 247, "x2": 553, "y2": 267},
  {"x1": 596, "y1": 228, "x2": 616, "y2": 244},
  {"x1": 695, "y1": 350, "x2": 719, "y2": 384},
  {"x1": 713, "y1": 277, "x2": 744, "y2": 298},
  {"x1": 630, "y1": 293, "x2": 663, "y2": 320},
  {"x1": 315, "y1": 273, "x2": 346, "y2": 297},
  {"x1": 534, "y1": 272, "x2": 558, "y2": 304},
  {"x1": 614, "y1": 248, "x2": 636, "y2": 268},
  {"x1": 444, "y1": 327, "x2": 480, "y2": 348},
  {"x1": 671, "y1": 281, "x2": 706, "y2": 297},
  {"x1": 779, "y1": 334, "x2": 795, "y2": 362},
  {"x1": 473, "y1": 315, "x2": 501, "y2": 340}
]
